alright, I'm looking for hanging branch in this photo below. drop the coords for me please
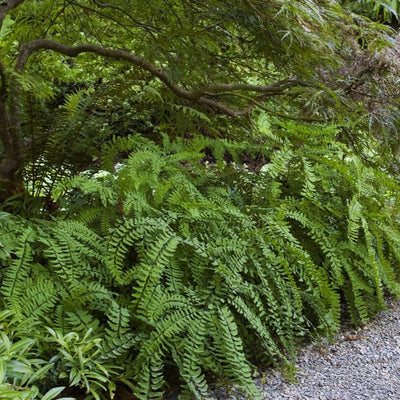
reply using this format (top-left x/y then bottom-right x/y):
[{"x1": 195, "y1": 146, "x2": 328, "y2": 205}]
[{"x1": 16, "y1": 39, "x2": 307, "y2": 117}]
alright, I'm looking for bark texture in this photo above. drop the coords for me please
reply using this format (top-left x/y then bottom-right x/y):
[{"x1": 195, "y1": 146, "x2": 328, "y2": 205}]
[{"x1": 0, "y1": 0, "x2": 26, "y2": 199}]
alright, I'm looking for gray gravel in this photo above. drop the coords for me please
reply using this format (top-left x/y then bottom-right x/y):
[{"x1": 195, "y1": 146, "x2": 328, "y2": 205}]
[{"x1": 210, "y1": 299, "x2": 400, "y2": 400}]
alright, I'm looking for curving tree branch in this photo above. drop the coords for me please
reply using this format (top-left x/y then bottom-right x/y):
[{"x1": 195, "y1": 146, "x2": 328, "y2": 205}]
[{"x1": 16, "y1": 39, "x2": 306, "y2": 117}]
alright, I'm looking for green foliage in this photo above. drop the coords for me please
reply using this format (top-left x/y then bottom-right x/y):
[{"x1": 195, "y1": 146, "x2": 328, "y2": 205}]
[
  {"x1": 1, "y1": 2, "x2": 400, "y2": 399},
  {"x1": 344, "y1": 0, "x2": 400, "y2": 23},
  {"x1": 46, "y1": 328, "x2": 120, "y2": 400},
  {"x1": 0, "y1": 311, "x2": 66, "y2": 400},
  {"x1": 2, "y1": 0, "x2": 398, "y2": 177},
  {"x1": 2, "y1": 121, "x2": 400, "y2": 398}
]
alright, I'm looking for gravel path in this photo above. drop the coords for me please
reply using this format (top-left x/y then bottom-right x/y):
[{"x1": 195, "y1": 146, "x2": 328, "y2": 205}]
[{"x1": 211, "y1": 299, "x2": 400, "y2": 400}]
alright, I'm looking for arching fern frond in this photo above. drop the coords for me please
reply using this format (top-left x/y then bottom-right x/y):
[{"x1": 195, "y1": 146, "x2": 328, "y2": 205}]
[
  {"x1": 2, "y1": 228, "x2": 35, "y2": 310},
  {"x1": 215, "y1": 307, "x2": 261, "y2": 399}
]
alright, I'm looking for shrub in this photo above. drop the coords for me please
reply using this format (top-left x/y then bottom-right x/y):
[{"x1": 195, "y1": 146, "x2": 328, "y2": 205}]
[{"x1": 1, "y1": 123, "x2": 400, "y2": 399}]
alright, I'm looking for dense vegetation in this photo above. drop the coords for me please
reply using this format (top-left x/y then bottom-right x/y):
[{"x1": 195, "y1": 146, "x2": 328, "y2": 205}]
[{"x1": 1, "y1": 1, "x2": 400, "y2": 399}]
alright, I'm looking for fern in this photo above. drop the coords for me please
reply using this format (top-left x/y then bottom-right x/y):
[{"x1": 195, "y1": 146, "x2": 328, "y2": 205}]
[
  {"x1": 18, "y1": 278, "x2": 59, "y2": 319},
  {"x1": 172, "y1": 321, "x2": 210, "y2": 400},
  {"x1": 348, "y1": 196, "x2": 363, "y2": 245},
  {"x1": 131, "y1": 229, "x2": 181, "y2": 313},
  {"x1": 228, "y1": 295, "x2": 282, "y2": 358},
  {"x1": 2, "y1": 228, "x2": 35, "y2": 310},
  {"x1": 101, "y1": 302, "x2": 136, "y2": 362},
  {"x1": 106, "y1": 218, "x2": 144, "y2": 284},
  {"x1": 133, "y1": 353, "x2": 165, "y2": 400},
  {"x1": 134, "y1": 309, "x2": 199, "y2": 371},
  {"x1": 3, "y1": 119, "x2": 400, "y2": 399},
  {"x1": 215, "y1": 307, "x2": 260, "y2": 399}
]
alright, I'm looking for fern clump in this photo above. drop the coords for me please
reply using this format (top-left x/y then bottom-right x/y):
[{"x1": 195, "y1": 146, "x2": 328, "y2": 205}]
[{"x1": 1, "y1": 121, "x2": 400, "y2": 399}]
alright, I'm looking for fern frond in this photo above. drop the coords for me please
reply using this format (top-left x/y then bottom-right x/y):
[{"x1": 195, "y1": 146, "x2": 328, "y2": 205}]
[
  {"x1": 101, "y1": 302, "x2": 136, "y2": 361},
  {"x1": 215, "y1": 307, "x2": 260, "y2": 399},
  {"x1": 348, "y1": 196, "x2": 362, "y2": 245},
  {"x1": 106, "y1": 219, "x2": 143, "y2": 284},
  {"x1": 148, "y1": 293, "x2": 194, "y2": 323},
  {"x1": 133, "y1": 353, "x2": 165, "y2": 400},
  {"x1": 228, "y1": 296, "x2": 282, "y2": 358},
  {"x1": 134, "y1": 309, "x2": 198, "y2": 371},
  {"x1": 62, "y1": 309, "x2": 100, "y2": 333},
  {"x1": 60, "y1": 89, "x2": 89, "y2": 116},
  {"x1": 171, "y1": 321, "x2": 210, "y2": 400},
  {"x1": 2, "y1": 228, "x2": 35, "y2": 310},
  {"x1": 53, "y1": 220, "x2": 106, "y2": 262},
  {"x1": 131, "y1": 231, "x2": 181, "y2": 313},
  {"x1": 18, "y1": 277, "x2": 59, "y2": 319},
  {"x1": 101, "y1": 135, "x2": 158, "y2": 172},
  {"x1": 285, "y1": 205, "x2": 345, "y2": 287}
]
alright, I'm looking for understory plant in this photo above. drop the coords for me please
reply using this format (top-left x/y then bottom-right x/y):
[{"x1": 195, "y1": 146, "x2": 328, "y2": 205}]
[{"x1": 1, "y1": 122, "x2": 400, "y2": 399}]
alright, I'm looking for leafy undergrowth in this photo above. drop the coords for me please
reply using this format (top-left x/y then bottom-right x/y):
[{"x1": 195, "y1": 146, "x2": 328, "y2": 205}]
[{"x1": 1, "y1": 125, "x2": 400, "y2": 399}]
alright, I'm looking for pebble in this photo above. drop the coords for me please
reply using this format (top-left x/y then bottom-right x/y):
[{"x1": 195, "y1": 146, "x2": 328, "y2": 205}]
[{"x1": 209, "y1": 298, "x2": 400, "y2": 400}]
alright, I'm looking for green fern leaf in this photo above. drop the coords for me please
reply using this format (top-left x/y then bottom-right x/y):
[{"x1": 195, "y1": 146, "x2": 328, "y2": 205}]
[{"x1": 2, "y1": 228, "x2": 35, "y2": 308}]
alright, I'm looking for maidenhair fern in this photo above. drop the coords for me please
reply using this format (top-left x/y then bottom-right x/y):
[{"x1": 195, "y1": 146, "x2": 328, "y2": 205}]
[{"x1": 1, "y1": 120, "x2": 400, "y2": 399}]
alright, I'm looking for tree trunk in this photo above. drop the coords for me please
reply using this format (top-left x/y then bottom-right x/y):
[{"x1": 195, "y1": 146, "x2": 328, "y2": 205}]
[
  {"x1": 0, "y1": 1, "x2": 27, "y2": 202},
  {"x1": 0, "y1": 67, "x2": 24, "y2": 202}
]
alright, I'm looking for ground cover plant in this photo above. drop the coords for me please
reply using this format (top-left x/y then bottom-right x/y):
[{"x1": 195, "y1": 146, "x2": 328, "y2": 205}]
[
  {"x1": 1, "y1": 0, "x2": 400, "y2": 399},
  {"x1": 2, "y1": 126, "x2": 400, "y2": 399}
]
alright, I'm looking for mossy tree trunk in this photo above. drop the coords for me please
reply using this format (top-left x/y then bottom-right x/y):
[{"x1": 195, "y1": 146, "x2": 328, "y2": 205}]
[
  {"x1": 0, "y1": 61, "x2": 23, "y2": 202},
  {"x1": 0, "y1": 1, "x2": 27, "y2": 201}
]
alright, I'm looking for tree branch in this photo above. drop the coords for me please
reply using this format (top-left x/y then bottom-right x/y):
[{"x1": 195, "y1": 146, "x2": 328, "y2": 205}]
[
  {"x1": 16, "y1": 39, "x2": 195, "y2": 96},
  {"x1": 208, "y1": 91, "x2": 323, "y2": 121},
  {"x1": 192, "y1": 78, "x2": 301, "y2": 96},
  {"x1": 90, "y1": 0, "x2": 160, "y2": 32},
  {"x1": 16, "y1": 39, "x2": 307, "y2": 117}
]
